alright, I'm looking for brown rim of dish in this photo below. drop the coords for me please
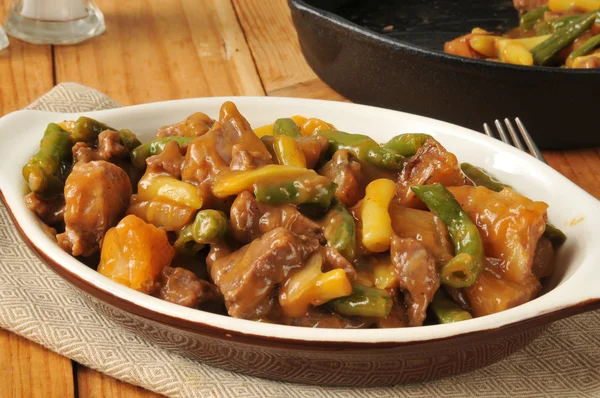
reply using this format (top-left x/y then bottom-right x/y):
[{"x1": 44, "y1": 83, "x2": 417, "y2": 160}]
[{"x1": 3, "y1": 190, "x2": 600, "y2": 351}]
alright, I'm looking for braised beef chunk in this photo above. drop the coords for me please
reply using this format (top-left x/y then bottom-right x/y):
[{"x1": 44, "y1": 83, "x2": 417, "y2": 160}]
[
  {"x1": 513, "y1": 0, "x2": 547, "y2": 14},
  {"x1": 57, "y1": 160, "x2": 132, "y2": 257},
  {"x1": 210, "y1": 228, "x2": 319, "y2": 319},
  {"x1": 375, "y1": 288, "x2": 409, "y2": 328},
  {"x1": 391, "y1": 236, "x2": 440, "y2": 327},
  {"x1": 157, "y1": 112, "x2": 214, "y2": 138},
  {"x1": 296, "y1": 134, "x2": 329, "y2": 169},
  {"x1": 159, "y1": 267, "x2": 223, "y2": 308},
  {"x1": 229, "y1": 191, "x2": 323, "y2": 244},
  {"x1": 318, "y1": 149, "x2": 364, "y2": 207},
  {"x1": 73, "y1": 130, "x2": 128, "y2": 164},
  {"x1": 215, "y1": 101, "x2": 272, "y2": 167},
  {"x1": 24, "y1": 192, "x2": 65, "y2": 227},
  {"x1": 397, "y1": 138, "x2": 466, "y2": 208},
  {"x1": 289, "y1": 307, "x2": 372, "y2": 329},
  {"x1": 146, "y1": 140, "x2": 186, "y2": 179},
  {"x1": 320, "y1": 246, "x2": 356, "y2": 281},
  {"x1": 181, "y1": 102, "x2": 272, "y2": 208}
]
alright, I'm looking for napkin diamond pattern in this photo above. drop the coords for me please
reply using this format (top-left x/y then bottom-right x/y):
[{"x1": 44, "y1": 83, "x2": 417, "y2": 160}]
[{"x1": 0, "y1": 82, "x2": 598, "y2": 397}]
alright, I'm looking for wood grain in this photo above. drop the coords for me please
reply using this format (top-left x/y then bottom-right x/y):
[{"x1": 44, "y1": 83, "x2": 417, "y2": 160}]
[
  {"x1": 53, "y1": 0, "x2": 265, "y2": 105},
  {"x1": 76, "y1": 364, "x2": 162, "y2": 398},
  {"x1": 53, "y1": 0, "x2": 266, "y2": 395},
  {"x1": 0, "y1": 1, "x2": 75, "y2": 397},
  {"x1": 0, "y1": 329, "x2": 75, "y2": 398},
  {"x1": 0, "y1": 0, "x2": 599, "y2": 396},
  {"x1": 0, "y1": 0, "x2": 53, "y2": 114},
  {"x1": 232, "y1": 0, "x2": 346, "y2": 101}
]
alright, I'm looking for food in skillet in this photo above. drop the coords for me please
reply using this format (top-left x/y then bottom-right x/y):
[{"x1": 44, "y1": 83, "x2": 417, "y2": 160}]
[
  {"x1": 21, "y1": 102, "x2": 566, "y2": 328},
  {"x1": 445, "y1": 0, "x2": 600, "y2": 67}
]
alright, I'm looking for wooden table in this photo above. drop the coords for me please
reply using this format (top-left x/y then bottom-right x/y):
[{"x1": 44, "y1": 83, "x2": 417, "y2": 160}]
[{"x1": 0, "y1": 0, "x2": 598, "y2": 396}]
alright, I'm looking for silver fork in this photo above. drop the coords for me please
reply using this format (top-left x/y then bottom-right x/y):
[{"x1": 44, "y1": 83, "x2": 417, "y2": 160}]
[{"x1": 483, "y1": 118, "x2": 547, "y2": 164}]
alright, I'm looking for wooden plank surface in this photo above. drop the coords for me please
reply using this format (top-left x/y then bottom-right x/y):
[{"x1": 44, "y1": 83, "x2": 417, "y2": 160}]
[
  {"x1": 0, "y1": 1, "x2": 76, "y2": 396},
  {"x1": 53, "y1": 0, "x2": 264, "y2": 105},
  {"x1": 0, "y1": 0, "x2": 599, "y2": 396},
  {"x1": 76, "y1": 364, "x2": 159, "y2": 398},
  {"x1": 52, "y1": 0, "x2": 265, "y2": 396}
]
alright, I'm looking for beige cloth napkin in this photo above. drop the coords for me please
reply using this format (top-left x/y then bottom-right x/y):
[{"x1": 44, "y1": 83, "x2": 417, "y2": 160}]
[{"x1": 1, "y1": 82, "x2": 599, "y2": 397}]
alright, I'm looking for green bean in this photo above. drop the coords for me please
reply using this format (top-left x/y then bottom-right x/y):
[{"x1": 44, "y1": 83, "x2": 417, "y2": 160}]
[
  {"x1": 430, "y1": 290, "x2": 472, "y2": 324},
  {"x1": 174, "y1": 210, "x2": 228, "y2": 254},
  {"x1": 22, "y1": 123, "x2": 73, "y2": 199},
  {"x1": 411, "y1": 183, "x2": 484, "y2": 288},
  {"x1": 322, "y1": 202, "x2": 356, "y2": 261},
  {"x1": 382, "y1": 133, "x2": 430, "y2": 157},
  {"x1": 273, "y1": 118, "x2": 301, "y2": 138},
  {"x1": 327, "y1": 284, "x2": 392, "y2": 318},
  {"x1": 70, "y1": 116, "x2": 115, "y2": 143},
  {"x1": 254, "y1": 174, "x2": 336, "y2": 207},
  {"x1": 543, "y1": 223, "x2": 567, "y2": 247},
  {"x1": 535, "y1": 20, "x2": 554, "y2": 35},
  {"x1": 520, "y1": 6, "x2": 550, "y2": 30},
  {"x1": 318, "y1": 130, "x2": 405, "y2": 170},
  {"x1": 131, "y1": 136, "x2": 195, "y2": 168},
  {"x1": 551, "y1": 11, "x2": 600, "y2": 31},
  {"x1": 118, "y1": 129, "x2": 142, "y2": 152},
  {"x1": 532, "y1": 12, "x2": 597, "y2": 66},
  {"x1": 460, "y1": 163, "x2": 510, "y2": 192},
  {"x1": 569, "y1": 34, "x2": 600, "y2": 61}
]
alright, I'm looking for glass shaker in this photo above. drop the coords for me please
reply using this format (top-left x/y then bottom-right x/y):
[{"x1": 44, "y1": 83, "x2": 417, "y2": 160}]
[
  {"x1": 4, "y1": 0, "x2": 104, "y2": 45},
  {"x1": 0, "y1": 24, "x2": 8, "y2": 51}
]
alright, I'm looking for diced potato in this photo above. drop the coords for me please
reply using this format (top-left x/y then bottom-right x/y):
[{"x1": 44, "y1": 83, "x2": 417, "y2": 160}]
[
  {"x1": 98, "y1": 215, "x2": 175, "y2": 294},
  {"x1": 361, "y1": 179, "x2": 396, "y2": 253},
  {"x1": 127, "y1": 199, "x2": 196, "y2": 231}
]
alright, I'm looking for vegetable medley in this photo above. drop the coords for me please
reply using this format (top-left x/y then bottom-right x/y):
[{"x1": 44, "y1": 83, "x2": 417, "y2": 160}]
[
  {"x1": 445, "y1": 0, "x2": 600, "y2": 68},
  {"x1": 22, "y1": 101, "x2": 566, "y2": 328}
]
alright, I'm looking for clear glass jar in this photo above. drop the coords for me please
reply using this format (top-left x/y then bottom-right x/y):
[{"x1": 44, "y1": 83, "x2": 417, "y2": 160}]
[
  {"x1": 0, "y1": 25, "x2": 8, "y2": 51},
  {"x1": 4, "y1": 0, "x2": 105, "y2": 45}
]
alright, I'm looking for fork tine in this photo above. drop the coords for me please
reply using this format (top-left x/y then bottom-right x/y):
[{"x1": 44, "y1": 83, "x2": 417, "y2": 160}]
[
  {"x1": 516, "y1": 117, "x2": 547, "y2": 164},
  {"x1": 494, "y1": 119, "x2": 511, "y2": 144},
  {"x1": 483, "y1": 123, "x2": 495, "y2": 137},
  {"x1": 504, "y1": 118, "x2": 526, "y2": 152}
]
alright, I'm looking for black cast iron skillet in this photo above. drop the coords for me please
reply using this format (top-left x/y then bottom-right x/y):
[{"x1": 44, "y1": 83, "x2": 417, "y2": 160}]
[{"x1": 289, "y1": 0, "x2": 600, "y2": 149}]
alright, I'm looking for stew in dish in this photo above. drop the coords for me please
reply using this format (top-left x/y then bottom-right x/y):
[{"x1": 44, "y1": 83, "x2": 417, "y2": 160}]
[
  {"x1": 22, "y1": 102, "x2": 566, "y2": 328},
  {"x1": 445, "y1": 0, "x2": 600, "y2": 68}
]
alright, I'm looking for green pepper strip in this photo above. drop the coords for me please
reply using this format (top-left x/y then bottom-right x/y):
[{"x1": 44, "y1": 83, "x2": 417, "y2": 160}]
[
  {"x1": 430, "y1": 290, "x2": 472, "y2": 324},
  {"x1": 461, "y1": 163, "x2": 567, "y2": 247},
  {"x1": 543, "y1": 223, "x2": 567, "y2": 247},
  {"x1": 70, "y1": 116, "x2": 115, "y2": 143},
  {"x1": 569, "y1": 34, "x2": 600, "y2": 61},
  {"x1": 382, "y1": 133, "x2": 430, "y2": 157},
  {"x1": 532, "y1": 12, "x2": 597, "y2": 66},
  {"x1": 119, "y1": 129, "x2": 142, "y2": 152},
  {"x1": 174, "y1": 210, "x2": 228, "y2": 254},
  {"x1": 327, "y1": 284, "x2": 392, "y2": 318},
  {"x1": 411, "y1": 183, "x2": 484, "y2": 288},
  {"x1": 254, "y1": 173, "x2": 337, "y2": 207},
  {"x1": 318, "y1": 130, "x2": 405, "y2": 170},
  {"x1": 460, "y1": 163, "x2": 510, "y2": 192},
  {"x1": 273, "y1": 118, "x2": 301, "y2": 138},
  {"x1": 520, "y1": 6, "x2": 550, "y2": 30},
  {"x1": 22, "y1": 123, "x2": 73, "y2": 199},
  {"x1": 322, "y1": 202, "x2": 356, "y2": 261},
  {"x1": 131, "y1": 136, "x2": 195, "y2": 169}
]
